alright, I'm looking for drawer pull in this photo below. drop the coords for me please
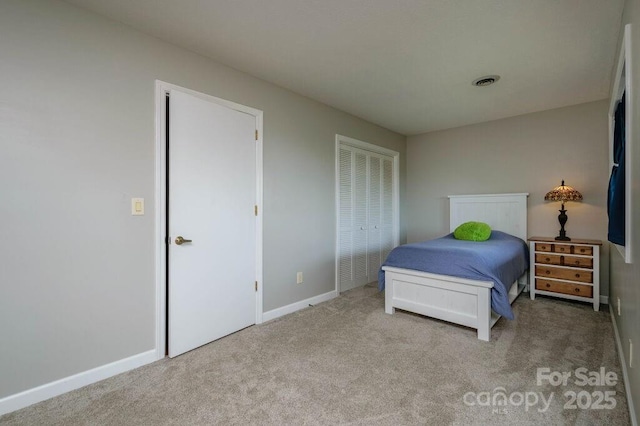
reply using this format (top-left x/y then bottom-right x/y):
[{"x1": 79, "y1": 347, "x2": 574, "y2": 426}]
[
  {"x1": 575, "y1": 288, "x2": 580, "y2": 293},
  {"x1": 546, "y1": 270, "x2": 551, "y2": 275},
  {"x1": 574, "y1": 260, "x2": 580, "y2": 266},
  {"x1": 546, "y1": 283, "x2": 551, "y2": 288},
  {"x1": 545, "y1": 257, "x2": 551, "y2": 262},
  {"x1": 579, "y1": 248, "x2": 586, "y2": 253},
  {"x1": 575, "y1": 273, "x2": 581, "y2": 278}
]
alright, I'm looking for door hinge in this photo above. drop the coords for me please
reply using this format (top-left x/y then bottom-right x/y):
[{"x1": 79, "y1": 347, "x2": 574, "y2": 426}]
[
  {"x1": 255, "y1": 129, "x2": 258, "y2": 141},
  {"x1": 255, "y1": 281, "x2": 258, "y2": 292},
  {"x1": 255, "y1": 205, "x2": 258, "y2": 216}
]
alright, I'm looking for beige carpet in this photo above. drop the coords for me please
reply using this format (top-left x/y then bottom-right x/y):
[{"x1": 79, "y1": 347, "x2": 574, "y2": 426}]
[{"x1": 0, "y1": 284, "x2": 631, "y2": 425}]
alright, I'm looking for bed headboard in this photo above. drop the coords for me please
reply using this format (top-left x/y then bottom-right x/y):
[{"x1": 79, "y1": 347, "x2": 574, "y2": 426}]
[{"x1": 448, "y1": 193, "x2": 529, "y2": 241}]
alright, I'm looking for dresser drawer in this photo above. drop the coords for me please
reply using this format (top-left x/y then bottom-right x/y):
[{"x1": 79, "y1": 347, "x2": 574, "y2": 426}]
[
  {"x1": 534, "y1": 265, "x2": 592, "y2": 283},
  {"x1": 535, "y1": 278, "x2": 593, "y2": 298},
  {"x1": 534, "y1": 253, "x2": 593, "y2": 269},
  {"x1": 534, "y1": 243, "x2": 593, "y2": 256},
  {"x1": 534, "y1": 243, "x2": 553, "y2": 252}
]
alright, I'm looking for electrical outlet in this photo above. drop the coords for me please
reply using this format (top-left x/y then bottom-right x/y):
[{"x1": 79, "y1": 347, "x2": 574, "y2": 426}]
[
  {"x1": 630, "y1": 339, "x2": 633, "y2": 368},
  {"x1": 617, "y1": 297, "x2": 621, "y2": 316},
  {"x1": 296, "y1": 272, "x2": 303, "y2": 284}
]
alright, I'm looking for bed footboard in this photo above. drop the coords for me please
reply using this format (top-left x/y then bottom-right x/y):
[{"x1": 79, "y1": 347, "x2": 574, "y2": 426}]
[{"x1": 383, "y1": 266, "x2": 494, "y2": 341}]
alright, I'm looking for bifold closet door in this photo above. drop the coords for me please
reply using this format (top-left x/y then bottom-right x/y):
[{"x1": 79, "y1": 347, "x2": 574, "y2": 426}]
[
  {"x1": 367, "y1": 156, "x2": 382, "y2": 279},
  {"x1": 338, "y1": 147, "x2": 355, "y2": 291},
  {"x1": 338, "y1": 146, "x2": 394, "y2": 292},
  {"x1": 339, "y1": 148, "x2": 369, "y2": 292},
  {"x1": 368, "y1": 155, "x2": 394, "y2": 279},
  {"x1": 380, "y1": 156, "x2": 394, "y2": 264}
]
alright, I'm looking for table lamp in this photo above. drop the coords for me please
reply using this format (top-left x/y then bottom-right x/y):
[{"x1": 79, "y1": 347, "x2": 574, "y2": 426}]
[{"x1": 544, "y1": 180, "x2": 583, "y2": 241}]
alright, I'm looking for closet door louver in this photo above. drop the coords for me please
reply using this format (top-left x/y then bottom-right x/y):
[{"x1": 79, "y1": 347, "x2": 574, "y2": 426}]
[
  {"x1": 368, "y1": 155, "x2": 382, "y2": 279},
  {"x1": 353, "y1": 151, "x2": 369, "y2": 288},
  {"x1": 381, "y1": 157, "x2": 394, "y2": 262},
  {"x1": 338, "y1": 147, "x2": 354, "y2": 289}
]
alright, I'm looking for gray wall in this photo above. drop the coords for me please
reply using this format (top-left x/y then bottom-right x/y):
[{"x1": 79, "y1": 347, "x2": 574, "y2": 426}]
[
  {"x1": 0, "y1": 0, "x2": 406, "y2": 398},
  {"x1": 609, "y1": 0, "x2": 640, "y2": 423},
  {"x1": 406, "y1": 100, "x2": 611, "y2": 295}
]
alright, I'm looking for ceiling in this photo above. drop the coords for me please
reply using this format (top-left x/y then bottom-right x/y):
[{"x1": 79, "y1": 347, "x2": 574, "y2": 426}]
[{"x1": 64, "y1": 0, "x2": 625, "y2": 135}]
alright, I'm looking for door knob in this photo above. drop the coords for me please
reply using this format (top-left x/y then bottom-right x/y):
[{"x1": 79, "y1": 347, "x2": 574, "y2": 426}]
[{"x1": 175, "y1": 236, "x2": 192, "y2": 245}]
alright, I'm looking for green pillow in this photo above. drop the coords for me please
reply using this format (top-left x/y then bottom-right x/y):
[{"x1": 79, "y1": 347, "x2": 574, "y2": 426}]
[{"x1": 453, "y1": 221, "x2": 492, "y2": 241}]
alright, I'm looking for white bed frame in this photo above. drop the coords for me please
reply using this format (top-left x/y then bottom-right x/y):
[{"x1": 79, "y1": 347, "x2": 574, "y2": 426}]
[{"x1": 383, "y1": 193, "x2": 529, "y2": 341}]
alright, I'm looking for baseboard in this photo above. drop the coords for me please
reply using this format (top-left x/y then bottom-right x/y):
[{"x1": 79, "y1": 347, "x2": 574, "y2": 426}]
[
  {"x1": 0, "y1": 349, "x2": 157, "y2": 416},
  {"x1": 609, "y1": 305, "x2": 637, "y2": 426},
  {"x1": 0, "y1": 289, "x2": 336, "y2": 416},
  {"x1": 601, "y1": 295, "x2": 609, "y2": 305},
  {"x1": 262, "y1": 290, "x2": 338, "y2": 322}
]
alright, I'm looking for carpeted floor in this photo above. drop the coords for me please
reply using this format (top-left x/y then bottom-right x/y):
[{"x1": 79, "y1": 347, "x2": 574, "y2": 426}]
[{"x1": 0, "y1": 284, "x2": 631, "y2": 425}]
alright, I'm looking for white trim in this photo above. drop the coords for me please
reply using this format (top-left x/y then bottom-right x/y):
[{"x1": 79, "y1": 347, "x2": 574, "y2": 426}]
[
  {"x1": 154, "y1": 80, "x2": 264, "y2": 361},
  {"x1": 255, "y1": 112, "x2": 264, "y2": 324},
  {"x1": 334, "y1": 134, "x2": 400, "y2": 294},
  {"x1": 262, "y1": 290, "x2": 338, "y2": 322},
  {"x1": 154, "y1": 82, "x2": 167, "y2": 361},
  {"x1": 609, "y1": 24, "x2": 633, "y2": 264},
  {"x1": 337, "y1": 134, "x2": 400, "y2": 157},
  {"x1": 0, "y1": 350, "x2": 156, "y2": 416},
  {"x1": 448, "y1": 192, "x2": 529, "y2": 199},
  {"x1": 609, "y1": 305, "x2": 638, "y2": 426}
]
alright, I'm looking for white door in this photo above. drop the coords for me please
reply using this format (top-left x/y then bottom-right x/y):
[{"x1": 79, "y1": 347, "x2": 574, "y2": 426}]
[
  {"x1": 380, "y1": 157, "x2": 394, "y2": 263},
  {"x1": 367, "y1": 155, "x2": 382, "y2": 279},
  {"x1": 338, "y1": 147, "x2": 369, "y2": 292},
  {"x1": 168, "y1": 89, "x2": 257, "y2": 358},
  {"x1": 352, "y1": 151, "x2": 369, "y2": 288},
  {"x1": 338, "y1": 147, "x2": 355, "y2": 291}
]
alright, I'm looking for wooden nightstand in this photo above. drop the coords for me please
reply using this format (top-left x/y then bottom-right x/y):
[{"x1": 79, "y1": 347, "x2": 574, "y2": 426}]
[{"x1": 529, "y1": 237, "x2": 602, "y2": 311}]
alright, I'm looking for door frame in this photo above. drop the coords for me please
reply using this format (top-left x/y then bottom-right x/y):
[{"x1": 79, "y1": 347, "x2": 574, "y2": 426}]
[
  {"x1": 334, "y1": 134, "x2": 400, "y2": 294},
  {"x1": 154, "y1": 80, "x2": 264, "y2": 360}
]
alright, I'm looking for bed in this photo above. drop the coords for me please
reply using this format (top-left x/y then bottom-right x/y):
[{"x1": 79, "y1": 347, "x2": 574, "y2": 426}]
[{"x1": 380, "y1": 193, "x2": 529, "y2": 341}]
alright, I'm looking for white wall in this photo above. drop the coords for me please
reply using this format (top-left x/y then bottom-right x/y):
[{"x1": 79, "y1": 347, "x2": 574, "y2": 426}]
[
  {"x1": 609, "y1": 0, "x2": 640, "y2": 423},
  {"x1": 0, "y1": 0, "x2": 406, "y2": 400},
  {"x1": 407, "y1": 100, "x2": 610, "y2": 295}
]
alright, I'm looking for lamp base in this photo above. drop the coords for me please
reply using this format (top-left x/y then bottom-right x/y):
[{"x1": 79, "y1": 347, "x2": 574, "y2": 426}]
[{"x1": 555, "y1": 206, "x2": 571, "y2": 241}]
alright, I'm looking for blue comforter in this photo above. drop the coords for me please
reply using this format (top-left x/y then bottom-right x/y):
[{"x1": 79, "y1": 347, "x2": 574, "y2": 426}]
[{"x1": 378, "y1": 231, "x2": 529, "y2": 320}]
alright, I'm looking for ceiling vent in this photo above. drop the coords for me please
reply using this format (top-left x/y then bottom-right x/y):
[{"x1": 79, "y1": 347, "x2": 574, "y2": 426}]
[{"x1": 472, "y1": 75, "x2": 500, "y2": 87}]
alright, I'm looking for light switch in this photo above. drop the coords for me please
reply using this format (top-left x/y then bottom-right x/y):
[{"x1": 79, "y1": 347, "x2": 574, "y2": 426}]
[{"x1": 131, "y1": 198, "x2": 144, "y2": 215}]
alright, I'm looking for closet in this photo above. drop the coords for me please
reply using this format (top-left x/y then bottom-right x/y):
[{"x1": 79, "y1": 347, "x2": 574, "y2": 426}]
[{"x1": 338, "y1": 141, "x2": 395, "y2": 292}]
